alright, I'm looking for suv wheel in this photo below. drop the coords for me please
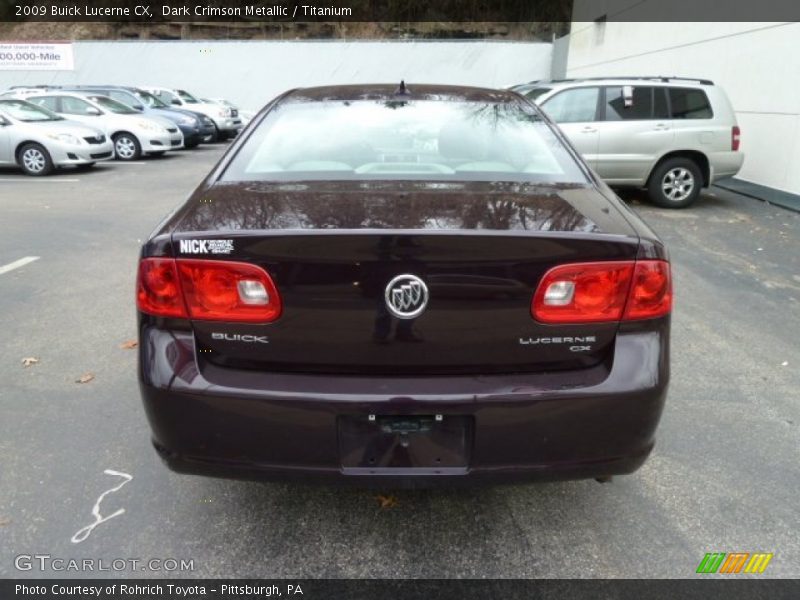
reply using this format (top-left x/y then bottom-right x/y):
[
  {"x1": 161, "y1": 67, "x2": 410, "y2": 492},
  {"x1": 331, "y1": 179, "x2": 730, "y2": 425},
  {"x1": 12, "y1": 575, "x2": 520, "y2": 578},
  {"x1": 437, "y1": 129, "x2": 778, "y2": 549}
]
[
  {"x1": 18, "y1": 143, "x2": 54, "y2": 176},
  {"x1": 648, "y1": 158, "x2": 702, "y2": 208},
  {"x1": 113, "y1": 133, "x2": 142, "y2": 161}
]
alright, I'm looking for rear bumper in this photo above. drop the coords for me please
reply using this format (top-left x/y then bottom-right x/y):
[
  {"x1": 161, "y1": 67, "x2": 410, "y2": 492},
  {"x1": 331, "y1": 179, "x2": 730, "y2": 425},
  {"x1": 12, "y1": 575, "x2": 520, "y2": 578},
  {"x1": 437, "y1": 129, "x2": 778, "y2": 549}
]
[
  {"x1": 139, "y1": 321, "x2": 669, "y2": 487},
  {"x1": 709, "y1": 151, "x2": 745, "y2": 183}
]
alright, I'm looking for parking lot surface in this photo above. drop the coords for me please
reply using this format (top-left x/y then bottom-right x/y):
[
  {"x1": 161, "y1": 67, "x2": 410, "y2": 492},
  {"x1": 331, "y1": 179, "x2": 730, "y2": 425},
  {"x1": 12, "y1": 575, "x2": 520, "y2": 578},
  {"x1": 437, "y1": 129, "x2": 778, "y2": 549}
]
[{"x1": 1, "y1": 147, "x2": 798, "y2": 578}]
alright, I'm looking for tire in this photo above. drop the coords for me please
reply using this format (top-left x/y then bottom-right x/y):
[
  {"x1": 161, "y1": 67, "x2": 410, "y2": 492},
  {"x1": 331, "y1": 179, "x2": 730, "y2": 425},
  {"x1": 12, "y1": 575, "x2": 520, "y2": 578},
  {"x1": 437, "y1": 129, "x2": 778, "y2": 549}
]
[
  {"x1": 209, "y1": 124, "x2": 220, "y2": 143},
  {"x1": 184, "y1": 139, "x2": 199, "y2": 149},
  {"x1": 113, "y1": 132, "x2": 142, "y2": 161},
  {"x1": 18, "y1": 143, "x2": 54, "y2": 176},
  {"x1": 647, "y1": 157, "x2": 703, "y2": 208}
]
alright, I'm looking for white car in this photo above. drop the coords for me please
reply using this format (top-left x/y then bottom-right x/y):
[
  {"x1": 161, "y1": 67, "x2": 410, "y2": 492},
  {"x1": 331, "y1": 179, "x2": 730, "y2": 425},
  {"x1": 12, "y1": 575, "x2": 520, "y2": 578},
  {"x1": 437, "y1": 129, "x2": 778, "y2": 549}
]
[
  {"x1": 0, "y1": 98, "x2": 114, "y2": 175},
  {"x1": 23, "y1": 92, "x2": 183, "y2": 160},
  {"x1": 144, "y1": 87, "x2": 242, "y2": 140},
  {"x1": 203, "y1": 97, "x2": 256, "y2": 127}
]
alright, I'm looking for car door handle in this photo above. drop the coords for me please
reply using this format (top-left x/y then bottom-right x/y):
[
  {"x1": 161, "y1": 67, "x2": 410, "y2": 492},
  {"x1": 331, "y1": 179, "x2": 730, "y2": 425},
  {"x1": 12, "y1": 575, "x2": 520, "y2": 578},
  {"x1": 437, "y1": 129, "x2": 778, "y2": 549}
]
[{"x1": 580, "y1": 126, "x2": 597, "y2": 133}]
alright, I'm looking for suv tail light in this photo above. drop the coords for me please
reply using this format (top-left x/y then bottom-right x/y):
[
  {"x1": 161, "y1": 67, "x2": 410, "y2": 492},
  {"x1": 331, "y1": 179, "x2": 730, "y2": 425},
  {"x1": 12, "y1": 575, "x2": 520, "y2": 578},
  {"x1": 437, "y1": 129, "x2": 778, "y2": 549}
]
[
  {"x1": 137, "y1": 258, "x2": 282, "y2": 323},
  {"x1": 532, "y1": 260, "x2": 671, "y2": 324},
  {"x1": 732, "y1": 126, "x2": 741, "y2": 151}
]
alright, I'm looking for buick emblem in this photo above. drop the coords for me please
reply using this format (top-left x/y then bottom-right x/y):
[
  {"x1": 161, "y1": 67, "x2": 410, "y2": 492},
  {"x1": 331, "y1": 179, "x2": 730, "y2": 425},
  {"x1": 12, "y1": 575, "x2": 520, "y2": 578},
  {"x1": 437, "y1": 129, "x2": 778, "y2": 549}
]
[{"x1": 384, "y1": 274, "x2": 428, "y2": 319}]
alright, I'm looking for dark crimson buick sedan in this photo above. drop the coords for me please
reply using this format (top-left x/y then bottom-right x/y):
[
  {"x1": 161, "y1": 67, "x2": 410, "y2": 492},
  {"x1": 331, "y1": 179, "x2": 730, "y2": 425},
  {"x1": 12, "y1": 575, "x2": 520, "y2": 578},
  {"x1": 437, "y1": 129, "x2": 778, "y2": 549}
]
[{"x1": 137, "y1": 84, "x2": 671, "y2": 487}]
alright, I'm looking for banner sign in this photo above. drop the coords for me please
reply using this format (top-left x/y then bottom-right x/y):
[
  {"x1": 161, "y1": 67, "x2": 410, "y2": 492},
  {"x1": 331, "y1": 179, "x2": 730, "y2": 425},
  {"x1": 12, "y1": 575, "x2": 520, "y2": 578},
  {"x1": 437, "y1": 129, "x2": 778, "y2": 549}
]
[{"x1": 0, "y1": 42, "x2": 74, "y2": 70}]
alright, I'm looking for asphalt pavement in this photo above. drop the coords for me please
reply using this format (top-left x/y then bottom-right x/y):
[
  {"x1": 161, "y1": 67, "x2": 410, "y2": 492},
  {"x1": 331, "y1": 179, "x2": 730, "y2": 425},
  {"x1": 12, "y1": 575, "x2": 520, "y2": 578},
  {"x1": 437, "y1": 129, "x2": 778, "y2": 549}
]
[{"x1": 1, "y1": 147, "x2": 798, "y2": 579}]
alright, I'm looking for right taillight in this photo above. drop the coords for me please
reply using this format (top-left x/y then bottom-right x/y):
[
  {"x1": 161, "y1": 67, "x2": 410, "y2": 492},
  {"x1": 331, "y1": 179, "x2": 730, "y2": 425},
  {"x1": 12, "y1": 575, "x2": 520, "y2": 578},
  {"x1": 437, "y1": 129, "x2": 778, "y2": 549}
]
[
  {"x1": 136, "y1": 258, "x2": 282, "y2": 323},
  {"x1": 532, "y1": 260, "x2": 671, "y2": 324},
  {"x1": 732, "y1": 125, "x2": 741, "y2": 151}
]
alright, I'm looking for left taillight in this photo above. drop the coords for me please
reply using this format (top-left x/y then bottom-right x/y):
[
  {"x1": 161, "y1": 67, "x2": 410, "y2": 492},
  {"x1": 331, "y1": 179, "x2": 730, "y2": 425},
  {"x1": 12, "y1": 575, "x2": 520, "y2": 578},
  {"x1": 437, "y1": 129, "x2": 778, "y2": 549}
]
[
  {"x1": 136, "y1": 258, "x2": 282, "y2": 323},
  {"x1": 136, "y1": 258, "x2": 187, "y2": 318},
  {"x1": 532, "y1": 260, "x2": 671, "y2": 324}
]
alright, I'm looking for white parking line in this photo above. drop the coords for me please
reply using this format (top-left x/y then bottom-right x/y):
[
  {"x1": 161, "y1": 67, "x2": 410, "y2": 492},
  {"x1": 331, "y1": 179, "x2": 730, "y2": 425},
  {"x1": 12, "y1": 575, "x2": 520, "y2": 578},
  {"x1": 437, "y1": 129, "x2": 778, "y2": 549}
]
[
  {"x1": 101, "y1": 162, "x2": 148, "y2": 165},
  {"x1": 0, "y1": 256, "x2": 40, "y2": 275},
  {"x1": 0, "y1": 178, "x2": 80, "y2": 182}
]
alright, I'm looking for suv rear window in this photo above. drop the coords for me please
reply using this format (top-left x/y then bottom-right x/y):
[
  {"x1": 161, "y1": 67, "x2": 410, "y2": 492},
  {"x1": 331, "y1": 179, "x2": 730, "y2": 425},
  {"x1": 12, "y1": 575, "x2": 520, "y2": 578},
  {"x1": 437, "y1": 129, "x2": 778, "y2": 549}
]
[{"x1": 669, "y1": 88, "x2": 713, "y2": 119}]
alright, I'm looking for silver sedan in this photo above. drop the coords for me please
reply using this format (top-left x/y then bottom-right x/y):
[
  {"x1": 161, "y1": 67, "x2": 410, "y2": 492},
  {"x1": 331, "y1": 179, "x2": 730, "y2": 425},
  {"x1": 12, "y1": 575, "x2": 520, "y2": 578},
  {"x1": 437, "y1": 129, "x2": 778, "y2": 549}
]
[{"x1": 0, "y1": 99, "x2": 114, "y2": 176}]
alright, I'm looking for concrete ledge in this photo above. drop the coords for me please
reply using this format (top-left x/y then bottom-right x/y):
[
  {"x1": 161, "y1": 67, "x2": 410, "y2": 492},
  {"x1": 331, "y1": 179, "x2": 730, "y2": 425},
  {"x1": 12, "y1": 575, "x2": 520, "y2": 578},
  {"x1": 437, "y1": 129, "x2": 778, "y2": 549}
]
[{"x1": 713, "y1": 178, "x2": 800, "y2": 214}]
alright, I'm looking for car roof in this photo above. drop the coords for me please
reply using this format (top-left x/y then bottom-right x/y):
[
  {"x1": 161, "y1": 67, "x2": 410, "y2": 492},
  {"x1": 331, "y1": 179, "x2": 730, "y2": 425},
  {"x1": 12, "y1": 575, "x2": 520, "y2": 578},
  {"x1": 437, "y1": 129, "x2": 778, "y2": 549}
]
[
  {"x1": 515, "y1": 76, "x2": 715, "y2": 89},
  {"x1": 283, "y1": 83, "x2": 523, "y2": 104},
  {"x1": 24, "y1": 91, "x2": 108, "y2": 99}
]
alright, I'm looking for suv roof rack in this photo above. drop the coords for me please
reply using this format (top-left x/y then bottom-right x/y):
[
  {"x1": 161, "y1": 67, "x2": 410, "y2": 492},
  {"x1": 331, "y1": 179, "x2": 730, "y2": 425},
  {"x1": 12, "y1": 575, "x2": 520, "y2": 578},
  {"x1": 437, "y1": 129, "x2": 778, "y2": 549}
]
[{"x1": 523, "y1": 76, "x2": 714, "y2": 86}]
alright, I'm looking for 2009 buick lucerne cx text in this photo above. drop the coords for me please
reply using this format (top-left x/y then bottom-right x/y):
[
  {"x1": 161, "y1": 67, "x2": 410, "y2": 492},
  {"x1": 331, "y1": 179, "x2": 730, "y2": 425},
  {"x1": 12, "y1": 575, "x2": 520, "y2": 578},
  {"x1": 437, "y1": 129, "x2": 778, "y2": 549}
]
[{"x1": 136, "y1": 83, "x2": 671, "y2": 486}]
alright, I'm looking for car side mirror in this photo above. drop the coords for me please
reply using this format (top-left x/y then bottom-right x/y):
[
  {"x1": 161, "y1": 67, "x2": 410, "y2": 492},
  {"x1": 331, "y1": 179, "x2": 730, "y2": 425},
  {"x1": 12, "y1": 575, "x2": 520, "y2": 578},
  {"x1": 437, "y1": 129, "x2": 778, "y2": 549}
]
[
  {"x1": 171, "y1": 99, "x2": 181, "y2": 106},
  {"x1": 0, "y1": 116, "x2": 10, "y2": 126},
  {"x1": 134, "y1": 105, "x2": 144, "y2": 111},
  {"x1": 85, "y1": 107, "x2": 102, "y2": 116}
]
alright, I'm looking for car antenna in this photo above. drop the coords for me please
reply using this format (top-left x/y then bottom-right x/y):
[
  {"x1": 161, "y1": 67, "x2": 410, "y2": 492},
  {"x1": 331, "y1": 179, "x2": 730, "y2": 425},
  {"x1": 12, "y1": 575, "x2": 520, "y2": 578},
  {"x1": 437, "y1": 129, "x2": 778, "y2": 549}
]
[{"x1": 395, "y1": 80, "x2": 409, "y2": 95}]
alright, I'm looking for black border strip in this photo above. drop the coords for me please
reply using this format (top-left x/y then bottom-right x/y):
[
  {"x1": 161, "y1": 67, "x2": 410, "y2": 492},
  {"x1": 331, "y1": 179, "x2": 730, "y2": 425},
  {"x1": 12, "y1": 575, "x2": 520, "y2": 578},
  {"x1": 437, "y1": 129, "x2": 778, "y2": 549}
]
[
  {"x1": 3, "y1": 579, "x2": 800, "y2": 600},
  {"x1": 1, "y1": 0, "x2": 800, "y2": 24}
]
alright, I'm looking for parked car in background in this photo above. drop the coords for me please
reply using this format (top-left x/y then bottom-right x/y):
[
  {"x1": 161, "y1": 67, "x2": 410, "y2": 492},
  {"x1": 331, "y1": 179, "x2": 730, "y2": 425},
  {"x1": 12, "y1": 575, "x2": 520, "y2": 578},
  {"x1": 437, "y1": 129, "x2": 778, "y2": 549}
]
[
  {"x1": 0, "y1": 98, "x2": 113, "y2": 175},
  {"x1": 143, "y1": 87, "x2": 242, "y2": 140},
  {"x1": 202, "y1": 97, "x2": 256, "y2": 127},
  {"x1": 60, "y1": 86, "x2": 216, "y2": 148},
  {"x1": 511, "y1": 77, "x2": 744, "y2": 208},
  {"x1": 22, "y1": 92, "x2": 183, "y2": 160},
  {"x1": 137, "y1": 83, "x2": 672, "y2": 486}
]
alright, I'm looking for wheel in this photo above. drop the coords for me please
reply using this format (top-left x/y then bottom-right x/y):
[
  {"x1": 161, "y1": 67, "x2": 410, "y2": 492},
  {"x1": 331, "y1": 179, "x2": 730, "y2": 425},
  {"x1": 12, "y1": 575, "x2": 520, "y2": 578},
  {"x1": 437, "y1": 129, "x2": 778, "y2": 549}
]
[
  {"x1": 209, "y1": 124, "x2": 220, "y2": 143},
  {"x1": 18, "y1": 143, "x2": 54, "y2": 176},
  {"x1": 113, "y1": 132, "x2": 142, "y2": 161},
  {"x1": 647, "y1": 157, "x2": 702, "y2": 208},
  {"x1": 184, "y1": 139, "x2": 199, "y2": 149}
]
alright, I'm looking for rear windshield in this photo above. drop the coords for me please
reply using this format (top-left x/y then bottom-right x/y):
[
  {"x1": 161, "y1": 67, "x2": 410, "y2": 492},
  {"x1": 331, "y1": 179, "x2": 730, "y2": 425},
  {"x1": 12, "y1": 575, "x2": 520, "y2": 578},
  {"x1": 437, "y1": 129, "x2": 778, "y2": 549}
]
[{"x1": 223, "y1": 99, "x2": 587, "y2": 183}]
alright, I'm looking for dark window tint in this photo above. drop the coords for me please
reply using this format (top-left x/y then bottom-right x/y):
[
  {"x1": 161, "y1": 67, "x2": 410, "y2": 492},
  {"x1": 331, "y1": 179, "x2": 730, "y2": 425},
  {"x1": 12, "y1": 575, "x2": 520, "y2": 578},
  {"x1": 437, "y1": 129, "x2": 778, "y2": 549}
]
[
  {"x1": 541, "y1": 87, "x2": 599, "y2": 123},
  {"x1": 653, "y1": 87, "x2": 669, "y2": 119},
  {"x1": 604, "y1": 86, "x2": 654, "y2": 120},
  {"x1": 669, "y1": 88, "x2": 713, "y2": 119}
]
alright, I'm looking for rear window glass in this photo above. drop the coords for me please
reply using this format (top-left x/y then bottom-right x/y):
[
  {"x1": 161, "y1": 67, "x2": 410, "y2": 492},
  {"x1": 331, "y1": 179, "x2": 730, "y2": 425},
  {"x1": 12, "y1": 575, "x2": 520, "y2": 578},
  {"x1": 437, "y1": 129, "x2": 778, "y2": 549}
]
[
  {"x1": 669, "y1": 88, "x2": 713, "y2": 119},
  {"x1": 222, "y1": 99, "x2": 587, "y2": 184}
]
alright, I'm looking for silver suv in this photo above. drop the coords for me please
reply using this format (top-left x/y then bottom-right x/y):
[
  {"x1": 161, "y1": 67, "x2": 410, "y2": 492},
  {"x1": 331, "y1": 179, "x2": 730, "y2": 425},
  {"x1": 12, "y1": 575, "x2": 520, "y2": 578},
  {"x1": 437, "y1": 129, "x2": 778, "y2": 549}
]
[{"x1": 512, "y1": 77, "x2": 744, "y2": 208}]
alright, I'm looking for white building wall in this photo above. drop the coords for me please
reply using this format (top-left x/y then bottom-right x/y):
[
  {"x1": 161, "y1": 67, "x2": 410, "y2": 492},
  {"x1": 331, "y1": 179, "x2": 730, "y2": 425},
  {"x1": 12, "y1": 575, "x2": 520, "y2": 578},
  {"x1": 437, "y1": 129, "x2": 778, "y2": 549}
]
[
  {"x1": 564, "y1": 17, "x2": 800, "y2": 196},
  {"x1": 0, "y1": 40, "x2": 552, "y2": 110}
]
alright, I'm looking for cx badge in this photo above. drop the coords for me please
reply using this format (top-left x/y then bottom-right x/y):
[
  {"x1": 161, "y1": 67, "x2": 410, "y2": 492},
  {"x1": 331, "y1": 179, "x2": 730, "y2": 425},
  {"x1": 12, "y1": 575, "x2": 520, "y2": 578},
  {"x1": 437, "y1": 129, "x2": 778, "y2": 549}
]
[{"x1": 384, "y1": 274, "x2": 429, "y2": 319}]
